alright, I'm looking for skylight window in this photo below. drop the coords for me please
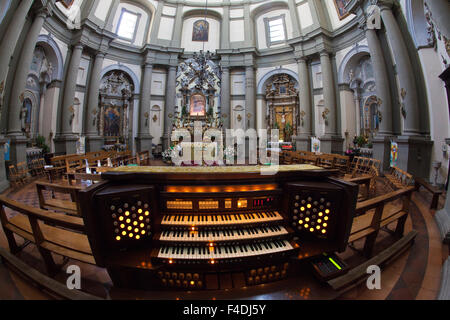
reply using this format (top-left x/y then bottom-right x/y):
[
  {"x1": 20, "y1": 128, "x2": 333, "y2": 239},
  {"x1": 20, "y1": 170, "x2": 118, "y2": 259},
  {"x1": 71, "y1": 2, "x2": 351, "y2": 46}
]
[{"x1": 117, "y1": 10, "x2": 139, "y2": 40}]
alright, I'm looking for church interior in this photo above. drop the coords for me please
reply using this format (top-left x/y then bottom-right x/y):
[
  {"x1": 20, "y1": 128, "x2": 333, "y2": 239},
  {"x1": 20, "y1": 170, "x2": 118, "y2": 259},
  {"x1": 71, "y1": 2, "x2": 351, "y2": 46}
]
[{"x1": 0, "y1": 0, "x2": 449, "y2": 301}]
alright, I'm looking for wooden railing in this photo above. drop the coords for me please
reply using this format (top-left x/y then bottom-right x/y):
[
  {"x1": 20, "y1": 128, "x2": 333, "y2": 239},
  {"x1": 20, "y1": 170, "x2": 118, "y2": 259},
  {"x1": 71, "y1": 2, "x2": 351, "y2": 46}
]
[
  {"x1": 348, "y1": 186, "x2": 415, "y2": 258},
  {"x1": 0, "y1": 195, "x2": 95, "y2": 276}
]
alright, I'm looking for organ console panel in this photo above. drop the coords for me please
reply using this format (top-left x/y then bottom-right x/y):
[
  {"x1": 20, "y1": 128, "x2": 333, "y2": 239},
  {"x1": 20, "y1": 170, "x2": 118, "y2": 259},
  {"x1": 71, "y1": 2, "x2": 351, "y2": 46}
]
[{"x1": 78, "y1": 166, "x2": 358, "y2": 290}]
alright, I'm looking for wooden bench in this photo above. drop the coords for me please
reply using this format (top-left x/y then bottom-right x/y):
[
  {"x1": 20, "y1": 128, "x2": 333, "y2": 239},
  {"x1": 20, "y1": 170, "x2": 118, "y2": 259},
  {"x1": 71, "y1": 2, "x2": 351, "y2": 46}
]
[
  {"x1": 0, "y1": 195, "x2": 95, "y2": 275},
  {"x1": 317, "y1": 154, "x2": 336, "y2": 169},
  {"x1": 30, "y1": 158, "x2": 46, "y2": 177},
  {"x1": 333, "y1": 154, "x2": 351, "y2": 174},
  {"x1": 36, "y1": 181, "x2": 83, "y2": 216},
  {"x1": 345, "y1": 174, "x2": 373, "y2": 202},
  {"x1": 328, "y1": 231, "x2": 418, "y2": 292},
  {"x1": 348, "y1": 186, "x2": 415, "y2": 258},
  {"x1": 415, "y1": 177, "x2": 444, "y2": 210},
  {"x1": 294, "y1": 154, "x2": 319, "y2": 166},
  {"x1": 136, "y1": 151, "x2": 151, "y2": 166},
  {"x1": 385, "y1": 167, "x2": 414, "y2": 190},
  {"x1": 8, "y1": 164, "x2": 25, "y2": 189},
  {"x1": 0, "y1": 247, "x2": 102, "y2": 300},
  {"x1": 283, "y1": 152, "x2": 294, "y2": 165}
]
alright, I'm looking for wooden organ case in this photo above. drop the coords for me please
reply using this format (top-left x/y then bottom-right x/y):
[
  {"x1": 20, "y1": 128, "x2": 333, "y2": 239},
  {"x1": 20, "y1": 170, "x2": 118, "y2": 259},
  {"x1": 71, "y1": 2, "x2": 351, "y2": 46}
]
[{"x1": 78, "y1": 166, "x2": 358, "y2": 290}]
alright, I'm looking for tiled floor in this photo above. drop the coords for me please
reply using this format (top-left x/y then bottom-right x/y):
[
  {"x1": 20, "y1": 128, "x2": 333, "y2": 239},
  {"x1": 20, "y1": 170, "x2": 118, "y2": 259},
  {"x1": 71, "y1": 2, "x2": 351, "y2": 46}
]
[{"x1": 0, "y1": 178, "x2": 446, "y2": 300}]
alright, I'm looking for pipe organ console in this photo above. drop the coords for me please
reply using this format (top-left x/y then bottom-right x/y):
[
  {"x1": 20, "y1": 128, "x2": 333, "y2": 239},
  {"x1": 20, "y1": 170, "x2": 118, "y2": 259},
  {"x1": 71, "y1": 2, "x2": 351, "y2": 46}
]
[{"x1": 78, "y1": 166, "x2": 357, "y2": 290}]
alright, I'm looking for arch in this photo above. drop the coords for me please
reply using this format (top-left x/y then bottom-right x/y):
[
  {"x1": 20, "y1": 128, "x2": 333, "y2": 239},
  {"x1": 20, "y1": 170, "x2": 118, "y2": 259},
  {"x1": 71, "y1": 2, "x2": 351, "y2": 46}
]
[
  {"x1": 257, "y1": 68, "x2": 299, "y2": 95},
  {"x1": 250, "y1": 1, "x2": 289, "y2": 20},
  {"x1": 21, "y1": 90, "x2": 39, "y2": 136},
  {"x1": 36, "y1": 34, "x2": 64, "y2": 81},
  {"x1": 100, "y1": 64, "x2": 140, "y2": 94},
  {"x1": 123, "y1": 0, "x2": 155, "y2": 16},
  {"x1": 405, "y1": 0, "x2": 432, "y2": 48},
  {"x1": 183, "y1": 9, "x2": 222, "y2": 21},
  {"x1": 338, "y1": 45, "x2": 371, "y2": 84}
]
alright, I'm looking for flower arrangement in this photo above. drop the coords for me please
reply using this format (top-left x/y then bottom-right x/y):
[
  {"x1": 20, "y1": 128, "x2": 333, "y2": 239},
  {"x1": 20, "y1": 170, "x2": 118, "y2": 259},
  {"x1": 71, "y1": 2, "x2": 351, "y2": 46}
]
[
  {"x1": 354, "y1": 135, "x2": 369, "y2": 148},
  {"x1": 162, "y1": 148, "x2": 177, "y2": 163}
]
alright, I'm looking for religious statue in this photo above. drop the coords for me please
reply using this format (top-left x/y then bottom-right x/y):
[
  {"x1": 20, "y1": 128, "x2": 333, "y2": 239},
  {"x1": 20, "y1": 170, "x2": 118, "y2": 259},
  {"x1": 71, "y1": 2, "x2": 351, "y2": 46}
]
[{"x1": 348, "y1": 69, "x2": 355, "y2": 82}]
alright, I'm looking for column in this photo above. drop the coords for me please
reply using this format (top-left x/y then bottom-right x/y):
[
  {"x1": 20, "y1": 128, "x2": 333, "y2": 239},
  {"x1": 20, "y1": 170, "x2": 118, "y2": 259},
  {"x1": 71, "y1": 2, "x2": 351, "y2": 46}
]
[
  {"x1": 8, "y1": 9, "x2": 48, "y2": 135},
  {"x1": 319, "y1": 51, "x2": 339, "y2": 154},
  {"x1": 171, "y1": 3, "x2": 184, "y2": 47},
  {"x1": 365, "y1": 27, "x2": 393, "y2": 136},
  {"x1": 243, "y1": 4, "x2": 255, "y2": 47},
  {"x1": 221, "y1": 4, "x2": 230, "y2": 49},
  {"x1": 136, "y1": 62, "x2": 154, "y2": 153},
  {"x1": 221, "y1": 66, "x2": 231, "y2": 129},
  {"x1": 353, "y1": 89, "x2": 362, "y2": 136},
  {"x1": 54, "y1": 43, "x2": 83, "y2": 154},
  {"x1": 163, "y1": 65, "x2": 177, "y2": 148},
  {"x1": 245, "y1": 66, "x2": 256, "y2": 129},
  {"x1": 364, "y1": 23, "x2": 394, "y2": 172},
  {"x1": 61, "y1": 43, "x2": 83, "y2": 135},
  {"x1": 288, "y1": 0, "x2": 301, "y2": 38},
  {"x1": 298, "y1": 58, "x2": 312, "y2": 136},
  {"x1": 0, "y1": 0, "x2": 34, "y2": 89},
  {"x1": 293, "y1": 57, "x2": 312, "y2": 151},
  {"x1": 6, "y1": 7, "x2": 49, "y2": 163},
  {"x1": 149, "y1": 1, "x2": 164, "y2": 43},
  {"x1": 84, "y1": 51, "x2": 105, "y2": 152},
  {"x1": 320, "y1": 51, "x2": 337, "y2": 136},
  {"x1": 380, "y1": 4, "x2": 420, "y2": 135}
]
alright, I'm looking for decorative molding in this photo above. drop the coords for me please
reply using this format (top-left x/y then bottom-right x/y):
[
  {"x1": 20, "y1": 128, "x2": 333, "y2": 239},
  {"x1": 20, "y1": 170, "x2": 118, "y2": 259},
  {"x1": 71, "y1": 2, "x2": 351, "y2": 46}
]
[{"x1": 257, "y1": 68, "x2": 299, "y2": 95}]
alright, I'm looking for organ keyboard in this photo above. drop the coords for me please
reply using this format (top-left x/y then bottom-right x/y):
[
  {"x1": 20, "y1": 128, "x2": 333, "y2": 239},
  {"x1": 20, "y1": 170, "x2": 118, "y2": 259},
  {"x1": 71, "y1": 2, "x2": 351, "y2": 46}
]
[
  {"x1": 78, "y1": 165, "x2": 358, "y2": 290},
  {"x1": 159, "y1": 226, "x2": 289, "y2": 243},
  {"x1": 161, "y1": 211, "x2": 283, "y2": 226},
  {"x1": 156, "y1": 240, "x2": 295, "y2": 262}
]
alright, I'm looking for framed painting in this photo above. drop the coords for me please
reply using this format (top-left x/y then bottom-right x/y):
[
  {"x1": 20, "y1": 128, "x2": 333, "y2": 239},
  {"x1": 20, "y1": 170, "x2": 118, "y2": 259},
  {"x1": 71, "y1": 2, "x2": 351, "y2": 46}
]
[
  {"x1": 57, "y1": 0, "x2": 75, "y2": 9},
  {"x1": 333, "y1": 0, "x2": 351, "y2": 20},
  {"x1": 190, "y1": 94, "x2": 206, "y2": 117},
  {"x1": 192, "y1": 20, "x2": 209, "y2": 42},
  {"x1": 104, "y1": 106, "x2": 121, "y2": 137}
]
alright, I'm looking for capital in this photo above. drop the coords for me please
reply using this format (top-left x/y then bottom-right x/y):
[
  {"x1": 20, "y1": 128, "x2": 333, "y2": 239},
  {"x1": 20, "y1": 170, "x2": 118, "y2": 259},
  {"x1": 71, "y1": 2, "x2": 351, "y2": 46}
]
[
  {"x1": 319, "y1": 50, "x2": 330, "y2": 58},
  {"x1": 296, "y1": 56, "x2": 308, "y2": 64},
  {"x1": 373, "y1": 0, "x2": 395, "y2": 12},
  {"x1": 74, "y1": 43, "x2": 84, "y2": 51},
  {"x1": 95, "y1": 52, "x2": 106, "y2": 59},
  {"x1": 36, "y1": 6, "x2": 52, "y2": 19}
]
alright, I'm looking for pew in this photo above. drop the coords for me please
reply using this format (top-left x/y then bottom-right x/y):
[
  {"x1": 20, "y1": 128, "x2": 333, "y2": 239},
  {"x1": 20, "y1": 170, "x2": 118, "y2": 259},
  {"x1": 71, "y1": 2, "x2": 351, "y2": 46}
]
[
  {"x1": 36, "y1": 181, "x2": 83, "y2": 216},
  {"x1": 0, "y1": 195, "x2": 95, "y2": 276},
  {"x1": 328, "y1": 231, "x2": 417, "y2": 292},
  {"x1": 348, "y1": 186, "x2": 415, "y2": 258},
  {"x1": 333, "y1": 154, "x2": 351, "y2": 174},
  {"x1": 385, "y1": 167, "x2": 414, "y2": 190},
  {"x1": 345, "y1": 174, "x2": 373, "y2": 201},
  {"x1": 415, "y1": 177, "x2": 444, "y2": 210},
  {"x1": 316, "y1": 154, "x2": 336, "y2": 169},
  {"x1": 0, "y1": 247, "x2": 102, "y2": 300},
  {"x1": 136, "y1": 151, "x2": 151, "y2": 166},
  {"x1": 8, "y1": 165, "x2": 25, "y2": 189}
]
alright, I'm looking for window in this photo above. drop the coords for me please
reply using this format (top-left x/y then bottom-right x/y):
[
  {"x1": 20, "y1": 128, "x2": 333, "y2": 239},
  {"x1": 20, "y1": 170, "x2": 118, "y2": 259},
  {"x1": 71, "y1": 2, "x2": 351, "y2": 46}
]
[
  {"x1": 269, "y1": 18, "x2": 285, "y2": 42},
  {"x1": 264, "y1": 15, "x2": 287, "y2": 47},
  {"x1": 116, "y1": 9, "x2": 140, "y2": 41}
]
